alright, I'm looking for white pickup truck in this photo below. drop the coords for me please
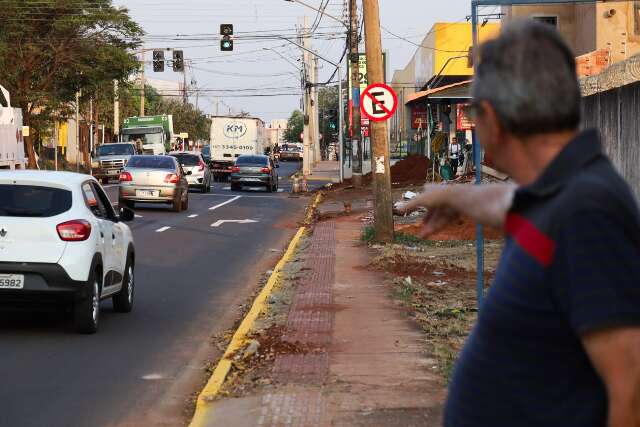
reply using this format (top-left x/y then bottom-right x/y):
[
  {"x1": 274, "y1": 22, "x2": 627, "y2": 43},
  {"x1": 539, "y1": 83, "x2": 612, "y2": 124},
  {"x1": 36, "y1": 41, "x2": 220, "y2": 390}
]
[{"x1": 0, "y1": 84, "x2": 26, "y2": 170}]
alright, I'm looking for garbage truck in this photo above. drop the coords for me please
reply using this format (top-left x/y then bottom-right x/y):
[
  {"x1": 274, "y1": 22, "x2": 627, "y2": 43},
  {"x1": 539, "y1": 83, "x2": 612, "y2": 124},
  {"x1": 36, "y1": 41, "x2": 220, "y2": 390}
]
[
  {"x1": 0, "y1": 84, "x2": 26, "y2": 170},
  {"x1": 121, "y1": 115, "x2": 174, "y2": 155}
]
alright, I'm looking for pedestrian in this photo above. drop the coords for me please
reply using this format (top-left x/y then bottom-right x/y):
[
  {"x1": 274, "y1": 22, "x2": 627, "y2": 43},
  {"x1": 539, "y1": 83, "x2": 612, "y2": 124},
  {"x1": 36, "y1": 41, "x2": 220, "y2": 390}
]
[
  {"x1": 449, "y1": 136, "x2": 461, "y2": 176},
  {"x1": 404, "y1": 20, "x2": 640, "y2": 427}
]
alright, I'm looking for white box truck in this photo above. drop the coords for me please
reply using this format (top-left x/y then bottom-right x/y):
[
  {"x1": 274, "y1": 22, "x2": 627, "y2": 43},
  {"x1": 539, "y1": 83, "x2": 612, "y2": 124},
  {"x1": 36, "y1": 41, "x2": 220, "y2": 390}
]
[
  {"x1": 209, "y1": 116, "x2": 266, "y2": 181},
  {"x1": 0, "y1": 84, "x2": 26, "y2": 170}
]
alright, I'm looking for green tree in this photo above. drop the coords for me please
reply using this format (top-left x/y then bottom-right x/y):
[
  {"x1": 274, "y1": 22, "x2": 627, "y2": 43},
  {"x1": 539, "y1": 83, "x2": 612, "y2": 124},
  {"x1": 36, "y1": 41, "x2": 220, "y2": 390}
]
[
  {"x1": 0, "y1": 0, "x2": 143, "y2": 167},
  {"x1": 284, "y1": 110, "x2": 304, "y2": 143}
]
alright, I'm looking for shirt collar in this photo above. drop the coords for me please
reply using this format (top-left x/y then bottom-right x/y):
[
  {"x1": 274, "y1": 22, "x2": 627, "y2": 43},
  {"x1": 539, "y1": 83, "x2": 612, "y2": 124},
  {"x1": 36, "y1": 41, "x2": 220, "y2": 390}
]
[{"x1": 517, "y1": 129, "x2": 603, "y2": 199}]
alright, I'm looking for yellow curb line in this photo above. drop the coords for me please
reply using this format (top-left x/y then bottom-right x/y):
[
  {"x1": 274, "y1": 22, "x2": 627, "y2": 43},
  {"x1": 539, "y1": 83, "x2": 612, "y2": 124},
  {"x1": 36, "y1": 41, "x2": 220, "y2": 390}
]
[{"x1": 189, "y1": 193, "x2": 323, "y2": 427}]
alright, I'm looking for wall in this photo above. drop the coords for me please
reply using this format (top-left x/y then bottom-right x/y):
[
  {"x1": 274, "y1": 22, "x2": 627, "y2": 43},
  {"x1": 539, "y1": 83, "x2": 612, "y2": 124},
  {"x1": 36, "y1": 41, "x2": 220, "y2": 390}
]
[{"x1": 582, "y1": 82, "x2": 640, "y2": 199}]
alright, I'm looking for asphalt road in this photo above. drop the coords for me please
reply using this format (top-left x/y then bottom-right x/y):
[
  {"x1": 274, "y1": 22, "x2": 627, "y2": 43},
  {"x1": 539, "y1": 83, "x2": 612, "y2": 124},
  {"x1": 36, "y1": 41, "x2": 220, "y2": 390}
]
[{"x1": 0, "y1": 162, "x2": 313, "y2": 427}]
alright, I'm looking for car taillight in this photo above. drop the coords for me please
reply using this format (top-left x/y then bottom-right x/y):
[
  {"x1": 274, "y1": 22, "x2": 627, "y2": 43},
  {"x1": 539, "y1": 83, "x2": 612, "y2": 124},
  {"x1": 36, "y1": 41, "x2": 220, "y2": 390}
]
[
  {"x1": 57, "y1": 220, "x2": 92, "y2": 242},
  {"x1": 198, "y1": 160, "x2": 206, "y2": 171},
  {"x1": 119, "y1": 171, "x2": 132, "y2": 182},
  {"x1": 261, "y1": 167, "x2": 271, "y2": 173},
  {"x1": 231, "y1": 166, "x2": 240, "y2": 173},
  {"x1": 164, "y1": 173, "x2": 180, "y2": 184}
]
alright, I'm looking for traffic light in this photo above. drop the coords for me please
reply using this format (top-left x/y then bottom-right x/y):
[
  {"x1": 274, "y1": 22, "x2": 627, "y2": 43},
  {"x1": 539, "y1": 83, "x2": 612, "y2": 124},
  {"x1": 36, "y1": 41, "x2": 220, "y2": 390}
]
[
  {"x1": 327, "y1": 109, "x2": 338, "y2": 130},
  {"x1": 152, "y1": 50, "x2": 164, "y2": 72},
  {"x1": 220, "y1": 24, "x2": 234, "y2": 51},
  {"x1": 173, "y1": 50, "x2": 184, "y2": 72}
]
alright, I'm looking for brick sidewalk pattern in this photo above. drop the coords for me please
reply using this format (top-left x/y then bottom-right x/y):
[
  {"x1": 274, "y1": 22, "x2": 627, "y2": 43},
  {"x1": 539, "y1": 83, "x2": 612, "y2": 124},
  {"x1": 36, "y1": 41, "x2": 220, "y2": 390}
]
[{"x1": 273, "y1": 220, "x2": 336, "y2": 383}]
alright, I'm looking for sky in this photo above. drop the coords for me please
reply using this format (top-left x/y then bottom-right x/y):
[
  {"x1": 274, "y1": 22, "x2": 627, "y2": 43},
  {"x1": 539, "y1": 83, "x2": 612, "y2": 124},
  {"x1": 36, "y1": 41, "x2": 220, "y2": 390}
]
[{"x1": 114, "y1": 0, "x2": 475, "y2": 123}]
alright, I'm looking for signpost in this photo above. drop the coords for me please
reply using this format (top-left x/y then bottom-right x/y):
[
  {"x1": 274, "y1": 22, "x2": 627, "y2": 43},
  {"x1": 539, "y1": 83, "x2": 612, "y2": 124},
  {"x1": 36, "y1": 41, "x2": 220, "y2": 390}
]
[{"x1": 360, "y1": 83, "x2": 398, "y2": 122}]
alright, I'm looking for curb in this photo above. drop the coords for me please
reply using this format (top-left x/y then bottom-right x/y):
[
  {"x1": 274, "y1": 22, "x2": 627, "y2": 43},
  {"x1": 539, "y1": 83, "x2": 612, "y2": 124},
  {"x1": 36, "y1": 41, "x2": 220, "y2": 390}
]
[{"x1": 189, "y1": 192, "x2": 323, "y2": 427}]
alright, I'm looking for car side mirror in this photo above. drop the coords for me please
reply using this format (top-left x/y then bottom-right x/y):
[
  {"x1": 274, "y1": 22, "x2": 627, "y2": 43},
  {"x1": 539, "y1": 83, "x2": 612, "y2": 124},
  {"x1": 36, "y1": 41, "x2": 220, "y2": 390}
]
[
  {"x1": 119, "y1": 207, "x2": 135, "y2": 222},
  {"x1": 186, "y1": 170, "x2": 193, "y2": 176}
]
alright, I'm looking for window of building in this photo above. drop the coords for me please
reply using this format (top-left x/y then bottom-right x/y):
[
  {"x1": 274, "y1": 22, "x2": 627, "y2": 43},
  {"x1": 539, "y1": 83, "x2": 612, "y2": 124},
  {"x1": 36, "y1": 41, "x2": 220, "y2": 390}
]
[{"x1": 533, "y1": 16, "x2": 558, "y2": 27}]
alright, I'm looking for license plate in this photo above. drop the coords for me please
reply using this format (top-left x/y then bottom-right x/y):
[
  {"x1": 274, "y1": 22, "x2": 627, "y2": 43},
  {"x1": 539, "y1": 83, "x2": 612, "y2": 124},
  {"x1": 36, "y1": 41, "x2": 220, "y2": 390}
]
[
  {"x1": 108, "y1": 169, "x2": 121, "y2": 175},
  {"x1": 136, "y1": 190, "x2": 158, "y2": 197},
  {"x1": 0, "y1": 274, "x2": 24, "y2": 289},
  {"x1": 241, "y1": 178, "x2": 262, "y2": 182}
]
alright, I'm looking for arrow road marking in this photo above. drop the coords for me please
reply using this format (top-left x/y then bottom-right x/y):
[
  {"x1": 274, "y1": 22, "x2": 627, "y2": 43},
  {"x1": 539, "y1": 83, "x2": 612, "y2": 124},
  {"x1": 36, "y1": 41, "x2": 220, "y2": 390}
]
[
  {"x1": 211, "y1": 219, "x2": 258, "y2": 228},
  {"x1": 155, "y1": 226, "x2": 171, "y2": 233},
  {"x1": 209, "y1": 195, "x2": 241, "y2": 211}
]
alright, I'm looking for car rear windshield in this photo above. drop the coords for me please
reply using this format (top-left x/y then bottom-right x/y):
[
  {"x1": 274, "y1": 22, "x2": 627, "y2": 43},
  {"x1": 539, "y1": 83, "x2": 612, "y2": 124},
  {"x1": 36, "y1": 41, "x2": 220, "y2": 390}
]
[
  {"x1": 127, "y1": 156, "x2": 176, "y2": 170},
  {"x1": 0, "y1": 185, "x2": 72, "y2": 217},
  {"x1": 172, "y1": 154, "x2": 199, "y2": 166},
  {"x1": 97, "y1": 144, "x2": 135, "y2": 156},
  {"x1": 236, "y1": 156, "x2": 267, "y2": 166}
]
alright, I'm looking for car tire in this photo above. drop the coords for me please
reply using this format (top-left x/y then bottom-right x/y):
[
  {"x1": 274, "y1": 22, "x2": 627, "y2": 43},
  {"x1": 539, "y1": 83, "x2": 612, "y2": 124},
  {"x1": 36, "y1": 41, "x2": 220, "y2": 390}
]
[
  {"x1": 182, "y1": 193, "x2": 189, "y2": 210},
  {"x1": 267, "y1": 179, "x2": 274, "y2": 193},
  {"x1": 113, "y1": 256, "x2": 134, "y2": 313},
  {"x1": 172, "y1": 192, "x2": 182, "y2": 212},
  {"x1": 119, "y1": 199, "x2": 134, "y2": 209},
  {"x1": 101, "y1": 178, "x2": 109, "y2": 185},
  {"x1": 231, "y1": 183, "x2": 241, "y2": 191},
  {"x1": 74, "y1": 267, "x2": 101, "y2": 334}
]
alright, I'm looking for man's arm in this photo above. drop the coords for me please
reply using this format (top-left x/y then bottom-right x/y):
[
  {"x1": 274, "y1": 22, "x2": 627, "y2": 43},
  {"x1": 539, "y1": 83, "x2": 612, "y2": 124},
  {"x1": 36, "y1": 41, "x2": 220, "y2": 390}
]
[
  {"x1": 582, "y1": 328, "x2": 640, "y2": 427},
  {"x1": 401, "y1": 183, "x2": 516, "y2": 236}
]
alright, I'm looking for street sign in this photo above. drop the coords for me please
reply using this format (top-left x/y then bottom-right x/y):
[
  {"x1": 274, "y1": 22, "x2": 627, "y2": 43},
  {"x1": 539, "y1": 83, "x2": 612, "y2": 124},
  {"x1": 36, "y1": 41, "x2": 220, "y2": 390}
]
[{"x1": 360, "y1": 83, "x2": 398, "y2": 122}]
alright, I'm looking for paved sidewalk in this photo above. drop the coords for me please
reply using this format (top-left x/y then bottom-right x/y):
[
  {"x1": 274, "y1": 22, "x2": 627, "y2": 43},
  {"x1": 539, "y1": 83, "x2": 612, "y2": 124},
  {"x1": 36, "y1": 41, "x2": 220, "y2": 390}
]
[
  {"x1": 203, "y1": 215, "x2": 444, "y2": 426},
  {"x1": 308, "y1": 161, "x2": 340, "y2": 182}
]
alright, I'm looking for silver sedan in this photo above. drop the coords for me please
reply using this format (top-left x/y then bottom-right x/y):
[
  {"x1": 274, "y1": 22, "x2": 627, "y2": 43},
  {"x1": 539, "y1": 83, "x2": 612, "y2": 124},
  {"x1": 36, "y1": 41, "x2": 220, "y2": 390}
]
[{"x1": 118, "y1": 155, "x2": 189, "y2": 212}]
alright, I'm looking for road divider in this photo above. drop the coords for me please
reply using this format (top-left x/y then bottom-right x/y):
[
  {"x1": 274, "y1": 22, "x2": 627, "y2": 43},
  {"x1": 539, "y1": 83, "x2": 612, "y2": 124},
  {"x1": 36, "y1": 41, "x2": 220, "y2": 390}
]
[
  {"x1": 209, "y1": 195, "x2": 241, "y2": 211},
  {"x1": 189, "y1": 191, "x2": 323, "y2": 427}
]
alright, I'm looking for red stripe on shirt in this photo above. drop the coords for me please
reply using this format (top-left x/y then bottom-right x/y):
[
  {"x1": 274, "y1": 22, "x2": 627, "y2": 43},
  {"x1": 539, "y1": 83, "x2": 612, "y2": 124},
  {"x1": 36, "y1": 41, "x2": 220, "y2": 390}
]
[{"x1": 505, "y1": 213, "x2": 556, "y2": 267}]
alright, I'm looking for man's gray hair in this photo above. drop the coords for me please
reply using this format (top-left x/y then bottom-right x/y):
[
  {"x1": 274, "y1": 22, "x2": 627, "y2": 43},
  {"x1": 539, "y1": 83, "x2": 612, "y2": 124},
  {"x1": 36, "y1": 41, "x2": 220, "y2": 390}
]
[{"x1": 472, "y1": 20, "x2": 581, "y2": 136}]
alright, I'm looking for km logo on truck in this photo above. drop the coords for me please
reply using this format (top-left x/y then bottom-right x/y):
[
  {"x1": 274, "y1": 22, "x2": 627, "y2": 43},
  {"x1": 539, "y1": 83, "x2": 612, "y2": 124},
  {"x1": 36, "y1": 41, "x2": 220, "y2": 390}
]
[{"x1": 223, "y1": 123, "x2": 247, "y2": 139}]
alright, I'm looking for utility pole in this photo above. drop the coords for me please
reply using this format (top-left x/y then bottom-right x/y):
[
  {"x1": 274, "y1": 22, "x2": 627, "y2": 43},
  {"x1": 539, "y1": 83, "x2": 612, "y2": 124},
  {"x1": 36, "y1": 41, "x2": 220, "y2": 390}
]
[
  {"x1": 75, "y1": 90, "x2": 80, "y2": 172},
  {"x1": 302, "y1": 16, "x2": 312, "y2": 176},
  {"x1": 313, "y1": 56, "x2": 321, "y2": 164},
  {"x1": 350, "y1": 0, "x2": 363, "y2": 187},
  {"x1": 139, "y1": 49, "x2": 145, "y2": 116},
  {"x1": 113, "y1": 80, "x2": 120, "y2": 140},
  {"x1": 363, "y1": 0, "x2": 394, "y2": 242},
  {"x1": 89, "y1": 97, "x2": 93, "y2": 174},
  {"x1": 182, "y1": 68, "x2": 188, "y2": 105}
]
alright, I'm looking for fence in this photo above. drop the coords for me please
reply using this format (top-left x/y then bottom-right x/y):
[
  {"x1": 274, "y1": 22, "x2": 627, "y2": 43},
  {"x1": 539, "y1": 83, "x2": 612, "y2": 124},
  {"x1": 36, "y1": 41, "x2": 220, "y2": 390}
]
[{"x1": 582, "y1": 80, "x2": 640, "y2": 200}]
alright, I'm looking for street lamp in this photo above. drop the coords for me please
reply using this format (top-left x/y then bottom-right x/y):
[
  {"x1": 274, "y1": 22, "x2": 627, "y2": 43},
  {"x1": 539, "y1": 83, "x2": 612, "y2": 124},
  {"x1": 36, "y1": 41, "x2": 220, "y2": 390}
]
[{"x1": 283, "y1": 0, "x2": 349, "y2": 28}]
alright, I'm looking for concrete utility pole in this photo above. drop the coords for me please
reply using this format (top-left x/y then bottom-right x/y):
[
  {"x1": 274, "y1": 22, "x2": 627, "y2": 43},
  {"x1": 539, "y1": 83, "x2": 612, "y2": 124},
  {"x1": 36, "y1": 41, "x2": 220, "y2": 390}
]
[
  {"x1": 350, "y1": 0, "x2": 363, "y2": 187},
  {"x1": 139, "y1": 49, "x2": 145, "y2": 116},
  {"x1": 313, "y1": 56, "x2": 321, "y2": 164},
  {"x1": 363, "y1": 0, "x2": 394, "y2": 242},
  {"x1": 113, "y1": 80, "x2": 120, "y2": 139},
  {"x1": 75, "y1": 90, "x2": 80, "y2": 172},
  {"x1": 302, "y1": 16, "x2": 312, "y2": 176}
]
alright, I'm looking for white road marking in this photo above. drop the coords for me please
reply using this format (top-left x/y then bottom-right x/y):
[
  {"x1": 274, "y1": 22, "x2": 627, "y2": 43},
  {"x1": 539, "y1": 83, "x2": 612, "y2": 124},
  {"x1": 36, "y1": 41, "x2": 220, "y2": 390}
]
[
  {"x1": 155, "y1": 226, "x2": 171, "y2": 233},
  {"x1": 141, "y1": 373, "x2": 165, "y2": 380},
  {"x1": 277, "y1": 189, "x2": 284, "y2": 193},
  {"x1": 188, "y1": 214, "x2": 199, "y2": 218},
  {"x1": 209, "y1": 195, "x2": 241, "y2": 211},
  {"x1": 134, "y1": 214, "x2": 143, "y2": 218},
  {"x1": 223, "y1": 187, "x2": 231, "y2": 190},
  {"x1": 211, "y1": 219, "x2": 259, "y2": 228}
]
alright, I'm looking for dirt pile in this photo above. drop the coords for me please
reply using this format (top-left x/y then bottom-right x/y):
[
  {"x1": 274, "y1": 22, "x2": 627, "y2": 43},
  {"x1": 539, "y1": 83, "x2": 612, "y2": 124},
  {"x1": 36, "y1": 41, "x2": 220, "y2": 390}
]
[
  {"x1": 390, "y1": 155, "x2": 432, "y2": 184},
  {"x1": 396, "y1": 215, "x2": 503, "y2": 241}
]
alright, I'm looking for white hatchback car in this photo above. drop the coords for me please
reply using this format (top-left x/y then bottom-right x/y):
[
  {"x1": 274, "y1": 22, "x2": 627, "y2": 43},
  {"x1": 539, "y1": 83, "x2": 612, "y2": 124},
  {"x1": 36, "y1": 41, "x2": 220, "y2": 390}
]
[{"x1": 0, "y1": 171, "x2": 136, "y2": 333}]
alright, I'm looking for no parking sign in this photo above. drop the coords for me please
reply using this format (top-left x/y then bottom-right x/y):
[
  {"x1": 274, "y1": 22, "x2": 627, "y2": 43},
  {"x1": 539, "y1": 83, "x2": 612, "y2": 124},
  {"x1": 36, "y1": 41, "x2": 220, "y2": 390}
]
[{"x1": 360, "y1": 83, "x2": 398, "y2": 122}]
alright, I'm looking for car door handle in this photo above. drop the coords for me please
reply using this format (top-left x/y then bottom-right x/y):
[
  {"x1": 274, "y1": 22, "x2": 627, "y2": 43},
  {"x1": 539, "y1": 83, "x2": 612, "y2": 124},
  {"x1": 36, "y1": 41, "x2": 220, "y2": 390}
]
[
  {"x1": 100, "y1": 232, "x2": 104, "y2": 238},
  {"x1": 112, "y1": 234, "x2": 116, "y2": 239}
]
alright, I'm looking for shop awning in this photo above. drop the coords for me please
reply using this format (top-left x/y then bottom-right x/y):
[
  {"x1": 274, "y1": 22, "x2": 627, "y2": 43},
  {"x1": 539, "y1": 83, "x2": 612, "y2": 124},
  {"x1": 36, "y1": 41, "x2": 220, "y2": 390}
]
[{"x1": 405, "y1": 80, "x2": 472, "y2": 104}]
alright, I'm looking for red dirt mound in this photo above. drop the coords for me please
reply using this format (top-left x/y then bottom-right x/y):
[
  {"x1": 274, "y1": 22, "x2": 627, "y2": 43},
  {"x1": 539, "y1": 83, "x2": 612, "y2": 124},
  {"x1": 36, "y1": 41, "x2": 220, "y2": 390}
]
[
  {"x1": 396, "y1": 215, "x2": 503, "y2": 241},
  {"x1": 390, "y1": 155, "x2": 432, "y2": 184}
]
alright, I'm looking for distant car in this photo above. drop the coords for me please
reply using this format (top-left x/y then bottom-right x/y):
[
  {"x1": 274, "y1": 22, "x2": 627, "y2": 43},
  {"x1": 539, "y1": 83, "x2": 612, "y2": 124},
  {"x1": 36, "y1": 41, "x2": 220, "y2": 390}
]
[
  {"x1": 201, "y1": 145, "x2": 211, "y2": 164},
  {"x1": 279, "y1": 146, "x2": 302, "y2": 162},
  {"x1": 118, "y1": 155, "x2": 189, "y2": 212},
  {"x1": 93, "y1": 143, "x2": 138, "y2": 184},
  {"x1": 230, "y1": 154, "x2": 279, "y2": 192},
  {"x1": 170, "y1": 151, "x2": 212, "y2": 193},
  {"x1": 0, "y1": 171, "x2": 136, "y2": 334}
]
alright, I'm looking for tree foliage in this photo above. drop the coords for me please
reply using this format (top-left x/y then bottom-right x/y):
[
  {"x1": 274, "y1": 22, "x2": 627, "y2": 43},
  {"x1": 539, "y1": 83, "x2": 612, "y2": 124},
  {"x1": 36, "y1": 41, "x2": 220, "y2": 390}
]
[
  {"x1": 284, "y1": 109, "x2": 304, "y2": 143},
  {"x1": 0, "y1": 0, "x2": 143, "y2": 166}
]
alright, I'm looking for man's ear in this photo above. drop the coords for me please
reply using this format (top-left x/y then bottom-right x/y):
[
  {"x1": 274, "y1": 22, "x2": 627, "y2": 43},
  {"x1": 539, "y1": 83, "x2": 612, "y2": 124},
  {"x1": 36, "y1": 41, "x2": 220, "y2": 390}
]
[{"x1": 479, "y1": 101, "x2": 504, "y2": 145}]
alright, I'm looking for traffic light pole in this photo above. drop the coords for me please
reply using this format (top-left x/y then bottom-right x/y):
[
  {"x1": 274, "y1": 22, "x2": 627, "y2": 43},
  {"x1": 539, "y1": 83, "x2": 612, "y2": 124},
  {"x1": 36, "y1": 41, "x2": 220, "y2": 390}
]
[
  {"x1": 139, "y1": 49, "x2": 145, "y2": 116},
  {"x1": 278, "y1": 35, "x2": 344, "y2": 182}
]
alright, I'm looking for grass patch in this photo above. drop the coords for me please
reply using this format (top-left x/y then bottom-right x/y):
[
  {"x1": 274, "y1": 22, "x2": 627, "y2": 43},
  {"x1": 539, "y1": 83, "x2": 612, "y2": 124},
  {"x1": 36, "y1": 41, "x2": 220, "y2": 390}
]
[{"x1": 361, "y1": 225, "x2": 376, "y2": 243}]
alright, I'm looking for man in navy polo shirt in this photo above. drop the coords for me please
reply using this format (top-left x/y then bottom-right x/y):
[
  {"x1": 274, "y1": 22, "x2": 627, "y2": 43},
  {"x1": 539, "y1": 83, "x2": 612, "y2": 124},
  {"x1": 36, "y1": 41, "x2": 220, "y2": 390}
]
[{"x1": 405, "y1": 21, "x2": 640, "y2": 426}]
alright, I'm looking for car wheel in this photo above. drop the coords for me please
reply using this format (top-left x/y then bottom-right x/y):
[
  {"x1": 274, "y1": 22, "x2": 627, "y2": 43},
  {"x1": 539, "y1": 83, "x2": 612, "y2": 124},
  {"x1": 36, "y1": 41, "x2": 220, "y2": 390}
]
[
  {"x1": 172, "y1": 192, "x2": 182, "y2": 212},
  {"x1": 101, "y1": 178, "x2": 109, "y2": 185},
  {"x1": 113, "y1": 256, "x2": 134, "y2": 313},
  {"x1": 119, "y1": 199, "x2": 134, "y2": 209},
  {"x1": 231, "y1": 182, "x2": 241, "y2": 191},
  {"x1": 267, "y1": 179, "x2": 274, "y2": 193},
  {"x1": 74, "y1": 267, "x2": 101, "y2": 334}
]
